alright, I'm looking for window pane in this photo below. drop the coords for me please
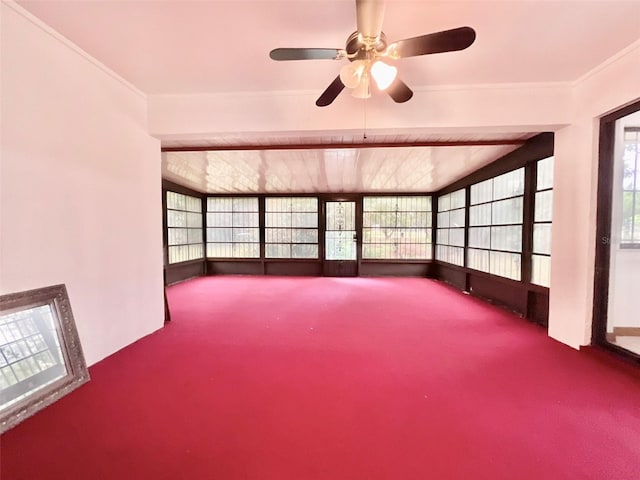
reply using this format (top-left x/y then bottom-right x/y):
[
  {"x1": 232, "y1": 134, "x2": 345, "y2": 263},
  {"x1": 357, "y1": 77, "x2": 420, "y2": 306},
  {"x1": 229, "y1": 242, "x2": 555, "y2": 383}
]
[
  {"x1": 167, "y1": 210, "x2": 187, "y2": 227},
  {"x1": 533, "y1": 224, "x2": 552, "y2": 255},
  {"x1": 363, "y1": 196, "x2": 431, "y2": 260},
  {"x1": 207, "y1": 243, "x2": 233, "y2": 258},
  {"x1": 265, "y1": 197, "x2": 291, "y2": 211},
  {"x1": 291, "y1": 229, "x2": 318, "y2": 243},
  {"x1": 206, "y1": 197, "x2": 259, "y2": 258},
  {"x1": 438, "y1": 194, "x2": 451, "y2": 212},
  {"x1": 208, "y1": 228, "x2": 232, "y2": 242},
  {"x1": 468, "y1": 248, "x2": 489, "y2": 272},
  {"x1": 471, "y1": 179, "x2": 492, "y2": 205},
  {"x1": 208, "y1": 197, "x2": 233, "y2": 212},
  {"x1": 291, "y1": 212, "x2": 318, "y2": 228},
  {"x1": 437, "y1": 212, "x2": 450, "y2": 228},
  {"x1": 265, "y1": 212, "x2": 291, "y2": 227},
  {"x1": 233, "y1": 228, "x2": 259, "y2": 243},
  {"x1": 489, "y1": 251, "x2": 521, "y2": 280},
  {"x1": 291, "y1": 197, "x2": 317, "y2": 212},
  {"x1": 621, "y1": 192, "x2": 635, "y2": 242},
  {"x1": 450, "y1": 189, "x2": 466, "y2": 209},
  {"x1": 185, "y1": 196, "x2": 202, "y2": 213},
  {"x1": 537, "y1": 156, "x2": 554, "y2": 190},
  {"x1": 187, "y1": 212, "x2": 202, "y2": 228},
  {"x1": 449, "y1": 209, "x2": 465, "y2": 228},
  {"x1": 493, "y1": 168, "x2": 524, "y2": 200},
  {"x1": 168, "y1": 228, "x2": 188, "y2": 246},
  {"x1": 449, "y1": 228, "x2": 465, "y2": 247},
  {"x1": 491, "y1": 197, "x2": 523, "y2": 225},
  {"x1": 535, "y1": 190, "x2": 553, "y2": 222},
  {"x1": 265, "y1": 228, "x2": 290, "y2": 243},
  {"x1": 233, "y1": 243, "x2": 260, "y2": 258},
  {"x1": 468, "y1": 227, "x2": 490, "y2": 249},
  {"x1": 531, "y1": 255, "x2": 551, "y2": 287},
  {"x1": 291, "y1": 244, "x2": 318, "y2": 259},
  {"x1": 469, "y1": 204, "x2": 491, "y2": 226},
  {"x1": 187, "y1": 229, "x2": 202, "y2": 244},
  {"x1": 232, "y1": 197, "x2": 259, "y2": 212},
  {"x1": 490, "y1": 226, "x2": 522, "y2": 252},
  {"x1": 265, "y1": 197, "x2": 319, "y2": 259},
  {"x1": 167, "y1": 192, "x2": 204, "y2": 264},
  {"x1": 266, "y1": 244, "x2": 290, "y2": 258},
  {"x1": 207, "y1": 212, "x2": 232, "y2": 227}
]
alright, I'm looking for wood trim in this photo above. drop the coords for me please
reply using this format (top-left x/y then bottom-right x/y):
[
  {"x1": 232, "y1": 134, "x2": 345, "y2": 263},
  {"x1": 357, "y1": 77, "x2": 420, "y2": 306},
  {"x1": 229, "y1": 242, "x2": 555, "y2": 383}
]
[
  {"x1": 593, "y1": 107, "x2": 622, "y2": 345},
  {"x1": 162, "y1": 139, "x2": 527, "y2": 153},
  {"x1": 436, "y1": 133, "x2": 554, "y2": 196},
  {"x1": 162, "y1": 179, "x2": 206, "y2": 198},
  {"x1": 522, "y1": 161, "x2": 536, "y2": 288},
  {"x1": 613, "y1": 327, "x2": 640, "y2": 337}
]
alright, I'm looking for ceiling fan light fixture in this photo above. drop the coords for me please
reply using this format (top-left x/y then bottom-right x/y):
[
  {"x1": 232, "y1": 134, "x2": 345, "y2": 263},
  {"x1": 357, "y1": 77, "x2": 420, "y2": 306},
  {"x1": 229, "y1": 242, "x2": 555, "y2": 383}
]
[
  {"x1": 351, "y1": 73, "x2": 371, "y2": 99},
  {"x1": 370, "y1": 60, "x2": 397, "y2": 90},
  {"x1": 339, "y1": 60, "x2": 366, "y2": 89}
]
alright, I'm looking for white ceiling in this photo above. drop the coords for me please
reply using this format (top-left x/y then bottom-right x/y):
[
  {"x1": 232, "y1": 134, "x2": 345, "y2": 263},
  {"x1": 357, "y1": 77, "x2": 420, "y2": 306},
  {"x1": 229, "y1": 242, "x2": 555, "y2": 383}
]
[
  {"x1": 18, "y1": 0, "x2": 640, "y2": 94},
  {"x1": 16, "y1": 1, "x2": 640, "y2": 193}
]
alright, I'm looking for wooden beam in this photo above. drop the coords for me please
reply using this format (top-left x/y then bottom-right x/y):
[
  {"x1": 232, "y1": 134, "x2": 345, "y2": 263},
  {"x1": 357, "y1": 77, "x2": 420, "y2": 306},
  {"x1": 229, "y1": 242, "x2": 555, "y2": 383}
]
[{"x1": 161, "y1": 139, "x2": 527, "y2": 153}]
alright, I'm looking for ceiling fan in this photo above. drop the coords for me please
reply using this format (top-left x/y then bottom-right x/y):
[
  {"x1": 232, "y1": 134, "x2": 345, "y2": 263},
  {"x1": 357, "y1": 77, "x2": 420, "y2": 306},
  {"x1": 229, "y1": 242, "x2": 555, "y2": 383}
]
[{"x1": 269, "y1": 0, "x2": 476, "y2": 107}]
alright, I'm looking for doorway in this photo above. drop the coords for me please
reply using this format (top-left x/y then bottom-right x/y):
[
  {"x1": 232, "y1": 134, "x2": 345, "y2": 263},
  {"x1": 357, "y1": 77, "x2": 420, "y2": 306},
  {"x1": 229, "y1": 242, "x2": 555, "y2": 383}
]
[
  {"x1": 323, "y1": 200, "x2": 358, "y2": 276},
  {"x1": 594, "y1": 99, "x2": 640, "y2": 362}
]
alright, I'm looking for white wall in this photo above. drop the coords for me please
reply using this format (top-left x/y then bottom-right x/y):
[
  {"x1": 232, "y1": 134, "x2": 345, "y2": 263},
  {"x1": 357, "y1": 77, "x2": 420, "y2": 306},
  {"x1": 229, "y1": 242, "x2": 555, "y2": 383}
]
[
  {"x1": 549, "y1": 41, "x2": 640, "y2": 347},
  {"x1": 0, "y1": 4, "x2": 164, "y2": 365}
]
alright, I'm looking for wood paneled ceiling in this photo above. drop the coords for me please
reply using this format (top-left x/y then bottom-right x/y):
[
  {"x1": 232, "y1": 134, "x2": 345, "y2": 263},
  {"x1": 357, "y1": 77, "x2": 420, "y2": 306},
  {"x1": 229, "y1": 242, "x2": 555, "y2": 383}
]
[{"x1": 162, "y1": 132, "x2": 535, "y2": 193}]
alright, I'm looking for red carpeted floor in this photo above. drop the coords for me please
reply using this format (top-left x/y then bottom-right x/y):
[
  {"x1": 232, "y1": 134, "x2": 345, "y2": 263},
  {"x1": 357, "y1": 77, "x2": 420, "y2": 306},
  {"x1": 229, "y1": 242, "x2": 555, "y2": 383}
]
[{"x1": 2, "y1": 276, "x2": 640, "y2": 479}]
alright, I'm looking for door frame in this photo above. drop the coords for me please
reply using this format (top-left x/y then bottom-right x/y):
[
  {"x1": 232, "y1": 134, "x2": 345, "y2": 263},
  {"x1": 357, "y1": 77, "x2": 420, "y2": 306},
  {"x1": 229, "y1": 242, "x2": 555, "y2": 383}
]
[
  {"x1": 592, "y1": 98, "x2": 640, "y2": 364},
  {"x1": 321, "y1": 195, "x2": 361, "y2": 276}
]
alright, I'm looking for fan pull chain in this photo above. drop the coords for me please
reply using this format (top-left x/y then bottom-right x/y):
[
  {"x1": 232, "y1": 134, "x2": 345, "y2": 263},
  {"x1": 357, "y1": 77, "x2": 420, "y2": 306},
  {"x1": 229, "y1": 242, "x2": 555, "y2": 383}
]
[{"x1": 363, "y1": 100, "x2": 368, "y2": 141}]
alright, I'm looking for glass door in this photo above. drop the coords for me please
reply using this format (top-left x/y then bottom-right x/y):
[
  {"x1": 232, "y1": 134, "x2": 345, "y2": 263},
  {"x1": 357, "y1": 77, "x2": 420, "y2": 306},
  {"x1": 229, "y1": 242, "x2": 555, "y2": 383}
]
[{"x1": 324, "y1": 201, "x2": 357, "y2": 276}]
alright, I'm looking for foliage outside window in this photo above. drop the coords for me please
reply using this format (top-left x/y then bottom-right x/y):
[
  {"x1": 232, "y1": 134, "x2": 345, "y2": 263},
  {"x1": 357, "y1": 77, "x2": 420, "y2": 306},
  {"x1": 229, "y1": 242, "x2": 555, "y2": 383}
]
[
  {"x1": 167, "y1": 192, "x2": 204, "y2": 264},
  {"x1": 362, "y1": 196, "x2": 432, "y2": 259},
  {"x1": 468, "y1": 168, "x2": 524, "y2": 280},
  {"x1": 436, "y1": 189, "x2": 465, "y2": 266},
  {"x1": 206, "y1": 197, "x2": 260, "y2": 258},
  {"x1": 265, "y1": 197, "x2": 318, "y2": 258},
  {"x1": 621, "y1": 128, "x2": 640, "y2": 246},
  {"x1": 532, "y1": 157, "x2": 554, "y2": 286}
]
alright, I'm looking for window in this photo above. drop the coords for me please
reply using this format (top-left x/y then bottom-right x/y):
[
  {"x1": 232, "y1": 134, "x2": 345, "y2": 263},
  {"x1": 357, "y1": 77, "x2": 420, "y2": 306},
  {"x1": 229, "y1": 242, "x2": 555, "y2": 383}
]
[
  {"x1": 166, "y1": 192, "x2": 204, "y2": 264},
  {"x1": 532, "y1": 157, "x2": 554, "y2": 286},
  {"x1": 621, "y1": 128, "x2": 640, "y2": 246},
  {"x1": 206, "y1": 197, "x2": 259, "y2": 258},
  {"x1": 265, "y1": 197, "x2": 318, "y2": 258},
  {"x1": 436, "y1": 189, "x2": 465, "y2": 266},
  {"x1": 362, "y1": 196, "x2": 432, "y2": 259},
  {"x1": 468, "y1": 169, "x2": 524, "y2": 280}
]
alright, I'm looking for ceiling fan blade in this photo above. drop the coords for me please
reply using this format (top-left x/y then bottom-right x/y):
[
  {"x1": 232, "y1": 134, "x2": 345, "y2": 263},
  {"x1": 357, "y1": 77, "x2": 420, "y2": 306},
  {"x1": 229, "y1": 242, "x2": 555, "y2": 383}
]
[
  {"x1": 356, "y1": 0, "x2": 386, "y2": 42},
  {"x1": 386, "y1": 26, "x2": 476, "y2": 59},
  {"x1": 269, "y1": 48, "x2": 344, "y2": 61},
  {"x1": 316, "y1": 76, "x2": 345, "y2": 107},
  {"x1": 386, "y1": 78, "x2": 413, "y2": 103}
]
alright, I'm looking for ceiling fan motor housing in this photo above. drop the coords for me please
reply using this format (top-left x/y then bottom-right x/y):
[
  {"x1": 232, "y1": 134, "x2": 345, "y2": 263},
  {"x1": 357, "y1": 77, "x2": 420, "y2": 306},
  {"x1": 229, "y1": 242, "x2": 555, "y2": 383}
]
[{"x1": 345, "y1": 31, "x2": 387, "y2": 61}]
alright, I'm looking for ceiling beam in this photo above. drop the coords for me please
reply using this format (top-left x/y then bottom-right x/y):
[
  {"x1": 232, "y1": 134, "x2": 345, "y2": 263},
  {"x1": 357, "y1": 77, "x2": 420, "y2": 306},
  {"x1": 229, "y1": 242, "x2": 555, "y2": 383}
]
[{"x1": 161, "y1": 139, "x2": 527, "y2": 153}]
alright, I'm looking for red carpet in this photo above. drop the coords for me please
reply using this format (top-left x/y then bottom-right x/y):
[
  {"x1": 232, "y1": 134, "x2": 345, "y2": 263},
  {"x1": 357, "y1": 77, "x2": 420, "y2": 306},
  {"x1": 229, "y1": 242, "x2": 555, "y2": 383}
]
[{"x1": 2, "y1": 276, "x2": 640, "y2": 479}]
